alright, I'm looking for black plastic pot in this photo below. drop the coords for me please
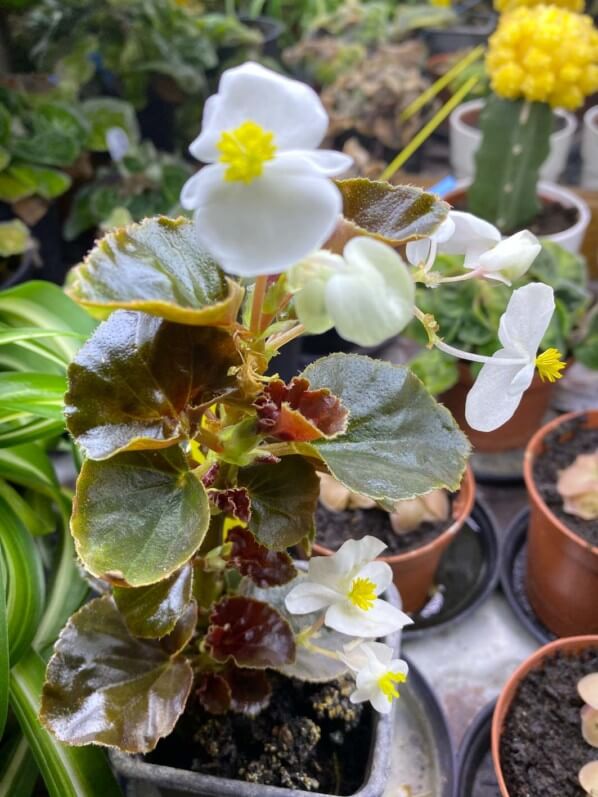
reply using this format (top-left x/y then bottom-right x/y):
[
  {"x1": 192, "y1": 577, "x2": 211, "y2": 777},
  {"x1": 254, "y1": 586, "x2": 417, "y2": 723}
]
[
  {"x1": 455, "y1": 701, "x2": 498, "y2": 797},
  {"x1": 0, "y1": 249, "x2": 35, "y2": 290},
  {"x1": 0, "y1": 202, "x2": 64, "y2": 285},
  {"x1": 423, "y1": 1, "x2": 496, "y2": 54},
  {"x1": 110, "y1": 584, "x2": 401, "y2": 797}
]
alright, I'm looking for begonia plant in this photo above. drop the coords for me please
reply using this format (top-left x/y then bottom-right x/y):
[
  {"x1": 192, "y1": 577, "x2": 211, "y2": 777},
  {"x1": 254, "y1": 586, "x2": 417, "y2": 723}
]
[{"x1": 37, "y1": 63, "x2": 561, "y2": 766}]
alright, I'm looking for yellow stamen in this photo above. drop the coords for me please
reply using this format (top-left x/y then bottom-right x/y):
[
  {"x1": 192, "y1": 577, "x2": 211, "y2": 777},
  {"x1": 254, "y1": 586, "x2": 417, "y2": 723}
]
[
  {"x1": 217, "y1": 121, "x2": 276, "y2": 184},
  {"x1": 377, "y1": 670, "x2": 407, "y2": 702},
  {"x1": 348, "y1": 577, "x2": 377, "y2": 611},
  {"x1": 535, "y1": 348, "x2": 567, "y2": 383}
]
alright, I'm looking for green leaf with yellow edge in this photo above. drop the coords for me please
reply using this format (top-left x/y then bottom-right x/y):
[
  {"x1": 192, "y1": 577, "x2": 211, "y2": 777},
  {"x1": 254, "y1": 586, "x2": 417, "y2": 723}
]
[
  {"x1": 113, "y1": 563, "x2": 194, "y2": 639},
  {"x1": 67, "y1": 216, "x2": 243, "y2": 326},
  {"x1": 238, "y1": 455, "x2": 320, "y2": 551},
  {"x1": 336, "y1": 178, "x2": 449, "y2": 245},
  {"x1": 72, "y1": 448, "x2": 210, "y2": 587},
  {"x1": 40, "y1": 596, "x2": 193, "y2": 753},
  {"x1": 0, "y1": 219, "x2": 31, "y2": 258},
  {"x1": 303, "y1": 354, "x2": 469, "y2": 503},
  {"x1": 66, "y1": 310, "x2": 240, "y2": 460}
]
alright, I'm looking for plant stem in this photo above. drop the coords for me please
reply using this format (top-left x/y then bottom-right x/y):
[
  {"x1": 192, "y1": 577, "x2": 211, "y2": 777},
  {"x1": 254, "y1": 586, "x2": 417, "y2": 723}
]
[
  {"x1": 434, "y1": 339, "x2": 527, "y2": 366},
  {"x1": 268, "y1": 323, "x2": 305, "y2": 351},
  {"x1": 437, "y1": 267, "x2": 485, "y2": 283},
  {"x1": 250, "y1": 276, "x2": 268, "y2": 334}
]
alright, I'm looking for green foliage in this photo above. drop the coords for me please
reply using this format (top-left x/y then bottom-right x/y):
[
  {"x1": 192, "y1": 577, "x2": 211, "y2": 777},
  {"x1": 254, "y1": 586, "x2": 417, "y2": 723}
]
[
  {"x1": 469, "y1": 95, "x2": 552, "y2": 233},
  {"x1": 407, "y1": 241, "x2": 595, "y2": 393},
  {"x1": 0, "y1": 220, "x2": 32, "y2": 260}
]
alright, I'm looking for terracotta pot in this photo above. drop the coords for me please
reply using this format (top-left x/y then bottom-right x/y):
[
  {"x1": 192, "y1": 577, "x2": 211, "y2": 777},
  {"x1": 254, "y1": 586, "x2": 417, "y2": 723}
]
[
  {"x1": 313, "y1": 466, "x2": 476, "y2": 613},
  {"x1": 491, "y1": 635, "x2": 598, "y2": 797},
  {"x1": 443, "y1": 180, "x2": 591, "y2": 254},
  {"x1": 440, "y1": 362, "x2": 555, "y2": 453},
  {"x1": 523, "y1": 410, "x2": 598, "y2": 637}
]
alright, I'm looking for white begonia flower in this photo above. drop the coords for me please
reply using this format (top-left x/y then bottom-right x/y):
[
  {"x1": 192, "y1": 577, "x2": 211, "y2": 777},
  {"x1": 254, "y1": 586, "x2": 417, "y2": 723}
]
[
  {"x1": 288, "y1": 236, "x2": 415, "y2": 347},
  {"x1": 180, "y1": 62, "x2": 352, "y2": 277},
  {"x1": 406, "y1": 211, "x2": 540, "y2": 285},
  {"x1": 463, "y1": 282, "x2": 559, "y2": 432},
  {"x1": 106, "y1": 127, "x2": 130, "y2": 162},
  {"x1": 284, "y1": 535, "x2": 412, "y2": 637},
  {"x1": 341, "y1": 641, "x2": 408, "y2": 714}
]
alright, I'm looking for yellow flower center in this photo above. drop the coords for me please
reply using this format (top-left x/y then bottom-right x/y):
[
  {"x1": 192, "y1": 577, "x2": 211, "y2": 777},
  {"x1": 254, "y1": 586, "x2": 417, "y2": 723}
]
[
  {"x1": 377, "y1": 671, "x2": 407, "y2": 703},
  {"x1": 535, "y1": 348, "x2": 567, "y2": 383},
  {"x1": 217, "y1": 121, "x2": 276, "y2": 184},
  {"x1": 348, "y1": 577, "x2": 377, "y2": 611}
]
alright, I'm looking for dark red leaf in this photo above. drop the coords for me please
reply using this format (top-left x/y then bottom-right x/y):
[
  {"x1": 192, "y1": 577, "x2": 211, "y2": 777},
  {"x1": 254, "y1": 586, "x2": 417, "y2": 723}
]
[
  {"x1": 201, "y1": 463, "x2": 220, "y2": 488},
  {"x1": 226, "y1": 526, "x2": 296, "y2": 587},
  {"x1": 209, "y1": 487, "x2": 251, "y2": 523},
  {"x1": 226, "y1": 666, "x2": 271, "y2": 716},
  {"x1": 205, "y1": 596, "x2": 295, "y2": 668},
  {"x1": 254, "y1": 377, "x2": 348, "y2": 442},
  {"x1": 196, "y1": 673, "x2": 231, "y2": 715}
]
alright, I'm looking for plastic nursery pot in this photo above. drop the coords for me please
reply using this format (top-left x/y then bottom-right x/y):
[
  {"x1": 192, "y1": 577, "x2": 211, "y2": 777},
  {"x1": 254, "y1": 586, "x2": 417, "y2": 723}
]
[
  {"x1": 450, "y1": 99, "x2": 577, "y2": 183},
  {"x1": 110, "y1": 582, "x2": 402, "y2": 797},
  {"x1": 523, "y1": 409, "x2": 598, "y2": 637},
  {"x1": 313, "y1": 466, "x2": 476, "y2": 614},
  {"x1": 440, "y1": 362, "x2": 555, "y2": 453},
  {"x1": 443, "y1": 180, "x2": 591, "y2": 255},
  {"x1": 581, "y1": 106, "x2": 598, "y2": 190},
  {"x1": 491, "y1": 635, "x2": 598, "y2": 797}
]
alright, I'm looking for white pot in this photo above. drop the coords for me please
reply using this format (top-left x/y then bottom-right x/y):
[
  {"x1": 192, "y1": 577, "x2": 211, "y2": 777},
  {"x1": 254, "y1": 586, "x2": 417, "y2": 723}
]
[
  {"x1": 445, "y1": 179, "x2": 590, "y2": 254},
  {"x1": 449, "y1": 99, "x2": 577, "y2": 182},
  {"x1": 581, "y1": 106, "x2": 598, "y2": 190}
]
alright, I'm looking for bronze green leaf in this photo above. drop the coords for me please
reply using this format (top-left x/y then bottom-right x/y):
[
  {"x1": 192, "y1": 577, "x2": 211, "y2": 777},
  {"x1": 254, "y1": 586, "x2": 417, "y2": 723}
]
[
  {"x1": 72, "y1": 448, "x2": 210, "y2": 587},
  {"x1": 39, "y1": 596, "x2": 193, "y2": 753},
  {"x1": 237, "y1": 455, "x2": 320, "y2": 551},
  {"x1": 113, "y1": 563, "x2": 194, "y2": 639},
  {"x1": 336, "y1": 178, "x2": 449, "y2": 245},
  {"x1": 67, "y1": 216, "x2": 243, "y2": 326},
  {"x1": 66, "y1": 310, "x2": 241, "y2": 460}
]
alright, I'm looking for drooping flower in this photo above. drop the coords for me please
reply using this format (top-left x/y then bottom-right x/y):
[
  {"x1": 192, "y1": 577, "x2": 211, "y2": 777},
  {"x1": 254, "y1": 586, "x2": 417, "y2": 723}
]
[
  {"x1": 462, "y1": 283, "x2": 566, "y2": 431},
  {"x1": 406, "y1": 211, "x2": 541, "y2": 284},
  {"x1": 180, "y1": 62, "x2": 352, "y2": 277},
  {"x1": 288, "y1": 236, "x2": 415, "y2": 347},
  {"x1": 341, "y1": 641, "x2": 408, "y2": 714},
  {"x1": 106, "y1": 127, "x2": 130, "y2": 163},
  {"x1": 285, "y1": 535, "x2": 412, "y2": 637}
]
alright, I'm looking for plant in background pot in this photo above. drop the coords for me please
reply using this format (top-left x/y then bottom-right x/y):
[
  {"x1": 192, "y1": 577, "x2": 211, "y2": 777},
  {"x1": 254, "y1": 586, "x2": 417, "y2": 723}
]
[
  {"x1": 406, "y1": 239, "x2": 595, "y2": 451},
  {"x1": 313, "y1": 469, "x2": 476, "y2": 614},
  {"x1": 448, "y1": 4, "x2": 598, "y2": 253},
  {"x1": 491, "y1": 636, "x2": 598, "y2": 797},
  {"x1": 523, "y1": 410, "x2": 598, "y2": 637},
  {"x1": 30, "y1": 61, "x2": 562, "y2": 796},
  {"x1": 0, "y1": 217, "x2": 36, "y2": 287}
]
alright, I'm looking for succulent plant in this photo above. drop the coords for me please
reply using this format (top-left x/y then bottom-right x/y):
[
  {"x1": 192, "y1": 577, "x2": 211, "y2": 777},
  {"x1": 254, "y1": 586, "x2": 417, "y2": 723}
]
[
  {"x1": 557, "y1": 452, "x2": 598, "y2": 521},
  {"x1": 389, "y1": 490, "x2": 449, "y2": 535}
]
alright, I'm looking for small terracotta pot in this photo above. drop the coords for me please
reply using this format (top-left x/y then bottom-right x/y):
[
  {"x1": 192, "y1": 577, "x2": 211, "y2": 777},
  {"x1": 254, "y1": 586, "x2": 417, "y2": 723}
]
[
  {"x1": 440, "y1": 362, "x2": 555, "y2": 453},
  {"x1": 523, "y1": 410, "x2": 598, "y2": 637},
  {"x1": 491, "y1": 635, "x2": 598, "y2": 797},
  {"x1": 313, "y1": 466, "x2": 476, "y2": 613}
]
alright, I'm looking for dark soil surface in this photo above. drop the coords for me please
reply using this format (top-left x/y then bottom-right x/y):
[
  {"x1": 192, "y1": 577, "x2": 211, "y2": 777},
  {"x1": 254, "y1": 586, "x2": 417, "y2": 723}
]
[
  {"x1": 452, "y1": 195, "x2": 578, "y2": 237},
  {"x1": 533, "y1": 415, "x2": 598, "y2": 547},
  {"x1": 148, "y1": 674, "x2": 371, "y2": 794},
  {"x1": 500, "y1": 647, "x2": 598, "y2": 797},
  {"x1": 315, "y1": 501, "x2": 451, "y2": 555}
]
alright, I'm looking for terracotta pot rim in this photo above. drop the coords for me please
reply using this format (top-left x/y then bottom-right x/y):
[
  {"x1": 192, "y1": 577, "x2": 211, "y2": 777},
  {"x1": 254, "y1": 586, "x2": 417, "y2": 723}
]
[
  {"x1": 523, "y1": 409, "x2": 598, "y2": 554},
  {"x1": 491, "y1": 634, "x2": 598, "y2": 797},
  {"x1": 313, "y1": 465, "x2": 476, "y2": 565}
]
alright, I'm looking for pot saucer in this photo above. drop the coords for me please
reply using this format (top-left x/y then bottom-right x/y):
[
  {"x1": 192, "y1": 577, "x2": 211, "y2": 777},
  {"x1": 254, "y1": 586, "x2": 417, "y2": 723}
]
[
  {"x1": 455, "y1": 701, "x2": 499, "y2": 797},
  {"x1": 500, "y1": 509, "x2": 555, "y2": 645},
  {"x1": 470, "y1": 449, "x2": 526, "y2": 486},
  {"x1": 403, "y1": 499, "x2": 500, "y2": 639},
  {"x1": 390, "y1": 655, "x2": 455, "y2": 797}
]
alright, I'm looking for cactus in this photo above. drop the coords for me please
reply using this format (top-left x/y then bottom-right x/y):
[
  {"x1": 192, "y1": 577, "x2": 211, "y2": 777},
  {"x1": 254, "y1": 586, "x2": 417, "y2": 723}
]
[{"x1": 468, "y1": 95, "x2": 551, "y2": 233}]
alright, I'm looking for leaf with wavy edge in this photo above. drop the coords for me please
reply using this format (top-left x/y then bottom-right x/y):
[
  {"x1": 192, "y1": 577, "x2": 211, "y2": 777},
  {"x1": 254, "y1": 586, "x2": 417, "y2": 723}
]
[
  {"x1": 40, "y1": 596, "x2": 193, "y2": 753},
  {"x1": 336, "y1": 179, "x2": 449, "y2": 245},
  {"x1": 303, "y1": 354, "x2": 470, "y2": 504},
  {"x1": 72, "y1": 448, "x2": 209, "y2": 587},
  {"x1": 66, "y1": 310, "x2": 240, "y2": 460},
  {"x1": 67, "y1": 216, "x2": 243, "y2": 326}
]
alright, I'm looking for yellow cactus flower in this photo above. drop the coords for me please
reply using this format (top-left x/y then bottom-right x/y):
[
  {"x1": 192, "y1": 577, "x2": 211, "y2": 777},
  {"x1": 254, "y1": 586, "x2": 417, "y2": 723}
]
[
  {"x1": 494, "y1": 0, "x2": 583, "y2": 12},
  {"x1": 487, "y1": 5, "x2": 598, "y2": 109}
]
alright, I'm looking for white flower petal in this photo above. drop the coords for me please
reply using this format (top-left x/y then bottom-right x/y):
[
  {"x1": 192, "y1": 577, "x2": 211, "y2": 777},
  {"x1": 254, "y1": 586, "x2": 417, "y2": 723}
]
[
  {"x1": 349, "y1": 686, "x2": 375, "y2": 705},
  {"x1": 189, "y1": 62, "x2": 328, "y2": 163},
  {"x1": 293, "y1": 278, "x2": 333, "y2": 334},
  {"x1": 441, "y1": 211, "x2": 501, "y2": 257},
  {"x1": 274, "y1": 150, "x2": 353, "y2": 177},
  {"x1": 465, "y1": 350, "x2": 532, "y2": 432},
  {"x1": 497, "y1": 283, "x2": 555, "y2": 357},
  {"x1": 341, "y1": 641, "x2": 394, "y2": 672},
  {"x1": 106, "y1": 127, "x2": 130, "y2": 162},
  {"x1": 180, "y1": 167, "x2": 213, "y2": 211},
  {"x1": 370, "y1": 690, "x2": 394, "y2": 714},
  {"x1": 325, "y1": 597, "x2": 410, "y2": 637},
  {"x1": 356, "y1": 561, "x2": 393, "y2": 595},
  {"x1": 477, "y1": 230, "x2": 541, "y2": 282},
  {"x1": 406, "y1": 238, "x2": 431, "y2": 266},
  {"x1": 309, "y1": 535, "x2": 384, "y2": 587},
  {"x1": 191, "y1": 167, "x2": 342, "y2": 276},
  {"x1": 284, "y1": 581, "x2": 339, "y2": 614}
]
